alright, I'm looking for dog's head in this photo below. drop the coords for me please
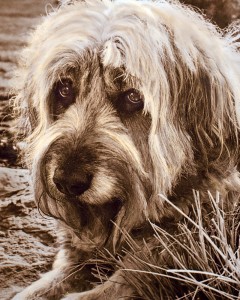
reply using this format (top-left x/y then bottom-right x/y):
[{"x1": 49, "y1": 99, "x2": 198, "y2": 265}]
[{"x1": 14, "y1": 0, "x2": 240, "y2": 251}]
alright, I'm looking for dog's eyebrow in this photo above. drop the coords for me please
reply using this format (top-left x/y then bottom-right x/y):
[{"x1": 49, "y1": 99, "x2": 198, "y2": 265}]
[{"x1": 102, "y1": 66, "x2": 140, "y2": 95}]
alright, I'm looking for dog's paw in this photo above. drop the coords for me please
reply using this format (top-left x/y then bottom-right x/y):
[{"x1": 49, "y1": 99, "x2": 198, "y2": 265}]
[
  {"x1": 62, "y1": 293, "x2": 84, "y2": 300},
  {"x1": 12, "y1": 291, "x2": 46, "y2": 300},
  {"x1": 11, "y1": 288, "x2": 48, "y2": 300}
]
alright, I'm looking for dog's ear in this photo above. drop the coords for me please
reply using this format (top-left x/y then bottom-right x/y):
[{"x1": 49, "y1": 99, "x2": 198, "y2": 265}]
[
  {"x1": 145, "y1": 5, "x2": 240, "y2": 197},
  {"x1": 160, "y1": 26, "x2": 240, "y2": 180},
  {"x1": 12, "y1": 73, "x2": 38, "y2": 138},
  {"x1": 176, "y1": 65, "x2": 239, "y2": 173},
  {"x1": 11, "y1": 62, "x2": 42, "y2": 170}
]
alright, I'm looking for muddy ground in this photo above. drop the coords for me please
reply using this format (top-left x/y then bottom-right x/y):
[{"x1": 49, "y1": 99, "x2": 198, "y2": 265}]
[{"x1": 0, "y1": 1, "x2": 239, "y2": 299}]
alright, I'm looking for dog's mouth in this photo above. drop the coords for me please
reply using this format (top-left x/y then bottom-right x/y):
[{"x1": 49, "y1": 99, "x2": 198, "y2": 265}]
[
  {"x1": 40, "y1": 185, "x2": 124, "y2": 250},
  {"x1": 73, "y1": 197, "x2": 123, "y2": 230},
  {"x1": 65, "y1": 197, "x2": 124, "y2": 250}
]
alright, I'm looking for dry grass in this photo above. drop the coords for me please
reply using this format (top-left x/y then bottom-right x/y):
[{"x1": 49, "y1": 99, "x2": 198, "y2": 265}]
[{"x1": 102, "y1": 192, "x2": 240, "y2": 299}]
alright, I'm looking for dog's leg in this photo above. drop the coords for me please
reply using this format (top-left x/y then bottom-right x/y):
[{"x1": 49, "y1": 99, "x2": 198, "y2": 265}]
[
  {"x1": 12, "y1": 248, "x2": 93, "y2": 300},
  {"x1": 12, "y1": 268, "x2": 68, "y2": 300},
  {"x1": 62, "y1": 270, "x2": 135, "y2": 300}
]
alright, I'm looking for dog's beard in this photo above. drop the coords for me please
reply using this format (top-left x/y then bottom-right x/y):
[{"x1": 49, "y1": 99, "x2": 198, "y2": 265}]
[{"x1": 38, "y1": 191, "x2": 123, "y2": 251}]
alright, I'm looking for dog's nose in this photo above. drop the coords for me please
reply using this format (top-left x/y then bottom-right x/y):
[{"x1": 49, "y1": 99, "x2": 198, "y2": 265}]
[{"x1": 53, "y1": 168, "x2": 92, "y2": 196}]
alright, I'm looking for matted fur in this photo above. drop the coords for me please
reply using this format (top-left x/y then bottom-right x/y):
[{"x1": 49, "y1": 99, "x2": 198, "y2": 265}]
[{"x1": 12, "y1": 0, "x2": 240, "y2": 299}]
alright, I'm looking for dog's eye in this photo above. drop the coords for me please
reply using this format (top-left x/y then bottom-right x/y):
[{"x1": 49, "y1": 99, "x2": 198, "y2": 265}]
[
  {"x1": 55, "y1": 79, "x2": 76, "y2": 108},
  {"x1": 117, "y1": 89, "x2": 144, "y2": 114}
]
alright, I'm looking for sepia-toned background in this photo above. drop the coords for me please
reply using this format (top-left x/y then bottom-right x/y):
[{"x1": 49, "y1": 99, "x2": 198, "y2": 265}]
[
  {"x1": 0, "y1": 1, "x2": 58, "y2": 299},
  {"x1": 0, "y1": 0, "x2": 239, "y2": 299}
]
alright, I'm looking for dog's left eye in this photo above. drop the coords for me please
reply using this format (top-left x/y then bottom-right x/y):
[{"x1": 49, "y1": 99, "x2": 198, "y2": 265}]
[
  {"x1": 55, "y1": 79, "x2": 76, "y2": 109},
  {"x1": 117, "y1": 89, "x2": 144, "y2": 114}
]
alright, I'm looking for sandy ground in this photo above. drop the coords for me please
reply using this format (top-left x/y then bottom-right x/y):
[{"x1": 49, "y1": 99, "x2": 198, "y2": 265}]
[
  {"x1": 0, "y1": 0, "x2": 239, "y2": 299},
  {"x1": 0, "y1": 168, "x2": 57, "y2": 299}
]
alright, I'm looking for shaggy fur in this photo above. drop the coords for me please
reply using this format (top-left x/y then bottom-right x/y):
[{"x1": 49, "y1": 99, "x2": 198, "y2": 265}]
[{"x1": 12, "y1": 0, "x2": 240, "y2": 299}]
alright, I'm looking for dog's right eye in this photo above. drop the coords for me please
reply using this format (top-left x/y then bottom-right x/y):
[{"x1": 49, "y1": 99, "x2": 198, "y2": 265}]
[
  {"x1": 54, "y1": 79, "x2": 76, "y2": 110},
  {"x1": 117, "y1": 89, "x2": 144, "y2": 114}
]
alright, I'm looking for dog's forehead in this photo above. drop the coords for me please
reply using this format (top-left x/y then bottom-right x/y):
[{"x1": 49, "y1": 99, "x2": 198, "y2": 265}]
[
  {"x1": 31, "y1": 1, "x2": 165, "y2": 79},
  {"x1": 44, "y1": 1, "x2": 151, "y2": 43}
]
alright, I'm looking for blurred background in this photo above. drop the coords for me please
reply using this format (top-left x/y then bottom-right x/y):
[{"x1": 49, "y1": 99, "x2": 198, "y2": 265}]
[{"x1": 0, "y1": 0, "x2": 57, "y2": 168}]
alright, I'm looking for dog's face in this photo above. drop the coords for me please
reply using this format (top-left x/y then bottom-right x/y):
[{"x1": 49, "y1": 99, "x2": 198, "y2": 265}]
[
  {"x1": 38, "y1": 58, "x2": 153, "y2": 250},
  {"x1": 16, "y1": 0, "x2": 239, "y2": 251}
]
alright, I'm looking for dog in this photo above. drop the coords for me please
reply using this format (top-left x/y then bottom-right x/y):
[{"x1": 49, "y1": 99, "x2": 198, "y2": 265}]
[{"x1": 12, "y1": 0, "x2": 240, "y2": 299}]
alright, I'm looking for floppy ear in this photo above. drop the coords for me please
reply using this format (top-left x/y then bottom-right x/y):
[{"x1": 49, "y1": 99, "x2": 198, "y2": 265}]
[
  {"x1": 144, "y1": 3, "x2": 240, "y2": 204},
  {"x1": 12, "y1": 66, "x2": 39, "y2": 139},
  {"x1": 148, "y1": 18, "x2": 240, "y2": 222},
  {"x1": 11, "y1": 62, "x2": 40, "y2": 170},
  {"x1": 159, "y1": 4, "x2": 240, "y2": 170},
  {"x1": 14, "y1": 90, "x2": 38, "y2": 136},
  {"x1": 171, "y1": 63, "x2": 240, "y2": 172}
]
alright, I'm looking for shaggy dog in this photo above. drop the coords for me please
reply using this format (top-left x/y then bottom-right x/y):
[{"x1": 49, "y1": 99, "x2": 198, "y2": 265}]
[{"x1": 12, "y1": 0, "x2": 240, "y2": 299}]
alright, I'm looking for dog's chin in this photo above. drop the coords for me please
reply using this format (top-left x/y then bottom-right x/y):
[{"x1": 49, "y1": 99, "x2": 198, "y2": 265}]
[
  {"x1": 39, "y1": 187, "x2": 124, "y2": 251},
  {"x1": 71, "y1": 198, "x2": 124, "y2": 251}
]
